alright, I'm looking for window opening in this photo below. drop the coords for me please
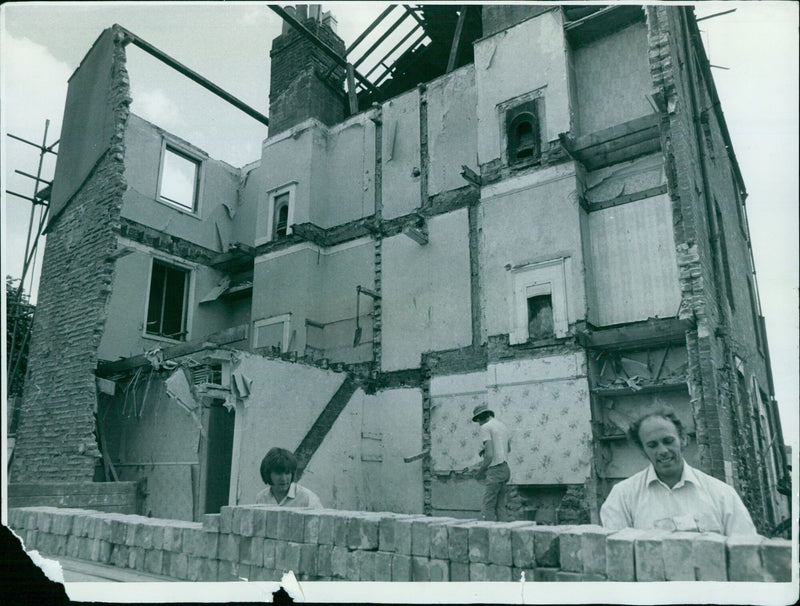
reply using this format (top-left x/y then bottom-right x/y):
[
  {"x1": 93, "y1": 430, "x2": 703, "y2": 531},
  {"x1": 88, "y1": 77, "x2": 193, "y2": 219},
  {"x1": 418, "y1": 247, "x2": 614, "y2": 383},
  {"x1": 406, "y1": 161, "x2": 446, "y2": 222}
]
[
  {"x1": 272, "y1": 193, "x2": 290, "y2": 239},
  {"x1": 146, "y1": 260, "x2": 188, "y2": 340},
  {"x1": 527, "y1": 294, "x2": 554, "y2": 340},
  {"x1": 159, "y1": 146, "x2": 200, "y2": 211},
  {"x1": 505, "y1": 99, "x2": 541, "y2": 165},
  {"x1": 513, "y1": 116, "x2": 538, "y2": 160}
]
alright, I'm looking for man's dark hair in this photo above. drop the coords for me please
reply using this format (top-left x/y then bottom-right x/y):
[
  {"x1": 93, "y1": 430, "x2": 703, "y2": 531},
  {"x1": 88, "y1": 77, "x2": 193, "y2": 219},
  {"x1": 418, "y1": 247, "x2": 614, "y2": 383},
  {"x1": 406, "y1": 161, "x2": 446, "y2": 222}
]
[
  {"x1": 260, "y1": 447, "x2": 297, "y2": 485},
  {"x1": 477, "y1": 410, "x2": 494, "y2": 422},
  {"x1": 627, "y1": 407, "x2": 685, "y2": 450}
]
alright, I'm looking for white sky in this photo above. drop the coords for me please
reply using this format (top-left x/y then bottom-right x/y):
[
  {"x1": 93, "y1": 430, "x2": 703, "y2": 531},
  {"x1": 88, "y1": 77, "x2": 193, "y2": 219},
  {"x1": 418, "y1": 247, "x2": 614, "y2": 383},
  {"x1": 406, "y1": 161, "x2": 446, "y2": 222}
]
[{"x1": 1, "y1": 1, "x2": 797, "y2": 455}]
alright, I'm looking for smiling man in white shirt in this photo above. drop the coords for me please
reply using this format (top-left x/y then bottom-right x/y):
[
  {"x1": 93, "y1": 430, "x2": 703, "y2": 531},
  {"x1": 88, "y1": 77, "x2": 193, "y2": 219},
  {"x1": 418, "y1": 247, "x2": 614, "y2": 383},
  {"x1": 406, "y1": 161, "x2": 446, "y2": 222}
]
[{"x1": 600, "y1": 408, "x2": 757, "y2": 536}]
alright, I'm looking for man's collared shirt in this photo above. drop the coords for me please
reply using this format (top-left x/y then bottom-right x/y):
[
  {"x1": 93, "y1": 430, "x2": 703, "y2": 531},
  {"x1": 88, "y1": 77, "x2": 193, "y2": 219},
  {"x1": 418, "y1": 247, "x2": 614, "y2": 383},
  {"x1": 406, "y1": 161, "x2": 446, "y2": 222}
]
[
  {"x1": 480, "y1": 417, "x2": 510, "y2": 467},
  {"x1": 255, "y1": 482, "x2": 323, "y2": 509},
  {"x1": 600, "y1": 461, "x2": 757, "y2": 536}
]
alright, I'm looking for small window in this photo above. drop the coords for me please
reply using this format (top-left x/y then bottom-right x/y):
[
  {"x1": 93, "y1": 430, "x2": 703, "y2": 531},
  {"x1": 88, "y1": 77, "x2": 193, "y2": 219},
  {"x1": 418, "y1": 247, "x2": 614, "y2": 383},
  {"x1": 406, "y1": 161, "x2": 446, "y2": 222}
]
[
  {"x1": 273, "y1": 193, "x2": 290, "y2": 239},
  {"x1": 505, "y1": 100, "x2": 541, "y2": 165},
  {"x1": 527, "y1": 294, "x2": 554, "y2": 340},
  {"x1": 159, "y1": 146, "x2": 201, "y2": 211},
  {"x1": 254, "y1": 314, "x2": 291, "y2": 352},
  {"x1": 146, "y1": 260, "x2": 189, "y2": 340}
]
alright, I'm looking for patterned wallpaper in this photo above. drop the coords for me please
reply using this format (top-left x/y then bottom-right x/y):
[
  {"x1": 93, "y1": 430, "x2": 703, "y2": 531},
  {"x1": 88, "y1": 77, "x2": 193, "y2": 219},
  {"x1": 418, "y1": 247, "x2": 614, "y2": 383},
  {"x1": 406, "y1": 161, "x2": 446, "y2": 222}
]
[{"x1": 431, "y1": 375, "x2": 593, "y2": 484}]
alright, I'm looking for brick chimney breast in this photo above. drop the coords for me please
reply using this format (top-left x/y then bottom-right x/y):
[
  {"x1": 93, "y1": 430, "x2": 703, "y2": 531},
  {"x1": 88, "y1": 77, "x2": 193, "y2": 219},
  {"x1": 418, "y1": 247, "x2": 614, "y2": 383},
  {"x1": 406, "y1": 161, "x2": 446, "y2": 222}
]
[{"x1": 269, "y1": 4, "x2": 346, "y2": 136}]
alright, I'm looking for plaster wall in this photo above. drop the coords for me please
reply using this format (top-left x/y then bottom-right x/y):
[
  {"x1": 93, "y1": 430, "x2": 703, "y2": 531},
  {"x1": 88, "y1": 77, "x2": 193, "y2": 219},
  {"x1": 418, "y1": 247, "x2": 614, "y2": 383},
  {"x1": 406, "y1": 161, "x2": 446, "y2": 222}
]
[
  {"x1": 121, "y1": 115, "x2": 240, "y2": 251},
  {"x1": 303, "y1": 388, "x2": 424, "y2": 513},
  {"x1": 474, "y1": 10, "x2": 571, "y2": 165},
  {"x1": 50, "y1": 28, "x2": 117, "y2": 219},
  {"x1": 572, "y1": 22, "x2": 653, "y2": 134},
  {"x1": 381, "y1": 209, "x2": 473, "y2": 371},
  {"x1": 480, "y1": 165, "x2": 585, "y2": 338},
  {"x1": 312, "y1": 115, "x2": 376, "y2": 228},
  {"x1": 229, "y1": 162, "x2": 262, "y2": 249},
  {"x1": 426, "y1": 65, "x2": 479, "y2": 197},
  {"x1": 97, "y1": 246, "x2": 236, "y2": 362},
  {"x1": 231, "y1": 354, "x2": 345, "y2": 506},
  {"x1": 381, "y1": 89, "x2": 422, "y2": 220},
  {"x1": 429, "y1": 356, "x2": 592, "y2": 485}
]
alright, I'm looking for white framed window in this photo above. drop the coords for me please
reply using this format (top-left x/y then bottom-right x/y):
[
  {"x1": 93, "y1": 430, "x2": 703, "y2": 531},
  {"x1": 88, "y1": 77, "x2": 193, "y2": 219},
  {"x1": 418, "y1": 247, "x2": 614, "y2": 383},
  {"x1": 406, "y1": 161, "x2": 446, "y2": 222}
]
[
  {"x1": 266, "y1": 184, "x2": 296, "y2": 242},
  {"x1": 156, "y1": 140, "x2": 204, "y2": 214},
  {"x1": 253, "y1": 314, "x2": 292, "y2": 352},
  {"x1": 508, "y1": 257, "x2": 570, "y2": 345},
  {"x1": 145, "y1": 259, "x2": 191, "y2": 341}
]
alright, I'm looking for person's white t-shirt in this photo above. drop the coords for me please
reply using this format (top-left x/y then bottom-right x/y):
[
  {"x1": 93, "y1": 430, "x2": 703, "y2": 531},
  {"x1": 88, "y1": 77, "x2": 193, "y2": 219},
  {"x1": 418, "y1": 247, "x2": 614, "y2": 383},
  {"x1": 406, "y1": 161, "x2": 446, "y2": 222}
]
[{"x1": 479, "y1": 417, "x2": 510, "y2": 466}]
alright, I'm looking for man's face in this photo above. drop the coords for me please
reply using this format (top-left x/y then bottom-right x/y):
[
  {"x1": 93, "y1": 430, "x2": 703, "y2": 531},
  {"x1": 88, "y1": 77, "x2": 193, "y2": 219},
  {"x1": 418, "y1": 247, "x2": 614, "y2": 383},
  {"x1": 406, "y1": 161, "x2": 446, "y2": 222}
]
[
  {"x1": 638, "y1": 416, "x2": 683, "y2": 481},
  {"x1": 270, "y1": 470, "x2": 292, "y2": 492}
]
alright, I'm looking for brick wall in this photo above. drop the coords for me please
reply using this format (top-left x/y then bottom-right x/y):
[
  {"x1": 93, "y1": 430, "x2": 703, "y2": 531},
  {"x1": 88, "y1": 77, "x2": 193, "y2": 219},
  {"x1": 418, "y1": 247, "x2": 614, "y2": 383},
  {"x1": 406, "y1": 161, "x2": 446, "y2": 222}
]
[
  {"x1": 9, "y1": 31, "x2": 130, "y2": 483},
  {"x1": 268, "y1": 17, "x2": 346, "y2": 135},
  {"x1": 9, "y1": 506, "x2": 790, "y2": 582},
  {"x1": 7, "y1": 482, "x2": 141, "y2": 514}
]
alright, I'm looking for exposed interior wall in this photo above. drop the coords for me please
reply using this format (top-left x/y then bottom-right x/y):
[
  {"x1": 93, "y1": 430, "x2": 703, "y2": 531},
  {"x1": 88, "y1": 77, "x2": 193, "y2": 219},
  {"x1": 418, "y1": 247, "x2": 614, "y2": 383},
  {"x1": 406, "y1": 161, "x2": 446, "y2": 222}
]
[
  {"x1": 572, "y1": 22, "x2": 652, "y2": 135},
  {"x1": 303, "y1": 388, "x2": 424, "y2": 513},
  {"x1": 481, "y1": 4, "x2": 557, "y2": 37},
  {"x1": 121, "y1": 114, "x2": 241, "y2": 251},
  {"x1": 426, "y1": 65, "x2": 479, "y2": 197},
  {"x1": 381, "y1": 89, "x2": 422, "y2": 220},
  {"x1": 381, "y1": 210, "x2": 473, "y2": 371},
  {"x1": 480, "y1": 166, "x2": 585, "y2": 338},
  {"x1": 313, "y1": 115, "x2": 376, "y2": 228},
  {"x1": 49, "y1": 28, "x2": 117, "y2": 220},
  {"x1": 98, "y1": 372, "x2": 202, "y2": 521},
  {"x1": 474, "y1": 10, "x2": 571, "y2": 165}
]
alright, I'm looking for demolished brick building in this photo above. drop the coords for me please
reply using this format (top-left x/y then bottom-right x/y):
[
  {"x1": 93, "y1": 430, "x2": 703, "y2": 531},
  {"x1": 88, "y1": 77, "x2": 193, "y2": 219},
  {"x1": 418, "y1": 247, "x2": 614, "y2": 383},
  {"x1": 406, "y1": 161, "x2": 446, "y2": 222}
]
[{"x1": 9, "y1": 4, "x2": 789, "y2": 533}]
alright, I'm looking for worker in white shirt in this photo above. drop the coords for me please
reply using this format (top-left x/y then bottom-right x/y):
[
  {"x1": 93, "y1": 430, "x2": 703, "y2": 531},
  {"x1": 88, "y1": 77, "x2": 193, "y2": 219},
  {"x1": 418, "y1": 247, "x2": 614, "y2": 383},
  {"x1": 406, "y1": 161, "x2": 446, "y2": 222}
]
[
  {"x1": 600, "y1": 408, "x2": 757, "y2": 536},
  {"x1": 255, "y1": 447, "x2": 323, "y2": 508},
  {"x1": 470, "y1": 404, "x2": 512, "y2": 521}
]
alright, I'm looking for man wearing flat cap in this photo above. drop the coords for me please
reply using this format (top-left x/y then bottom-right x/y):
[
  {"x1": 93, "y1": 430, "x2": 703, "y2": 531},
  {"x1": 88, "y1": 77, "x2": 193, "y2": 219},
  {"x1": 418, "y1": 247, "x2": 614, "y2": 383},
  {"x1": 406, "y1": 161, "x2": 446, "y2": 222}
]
[{"x1": 470, "y1": 403, "x2": 512, "y2": 521}]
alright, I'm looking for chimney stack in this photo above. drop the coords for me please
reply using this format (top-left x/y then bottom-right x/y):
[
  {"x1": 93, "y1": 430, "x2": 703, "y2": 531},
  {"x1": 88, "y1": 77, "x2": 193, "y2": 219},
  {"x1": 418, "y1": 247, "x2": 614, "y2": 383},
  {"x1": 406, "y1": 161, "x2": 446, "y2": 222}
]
[{"x1": 269, "y1": 4, "x2": 347, "y2": 136}]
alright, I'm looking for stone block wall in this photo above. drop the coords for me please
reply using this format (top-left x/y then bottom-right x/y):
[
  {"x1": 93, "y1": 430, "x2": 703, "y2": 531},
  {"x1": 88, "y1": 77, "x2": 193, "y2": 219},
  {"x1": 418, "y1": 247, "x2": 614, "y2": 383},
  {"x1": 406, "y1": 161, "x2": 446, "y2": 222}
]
[{"x1": 8, "y1": 506, "x2": 791, "y2": 582}]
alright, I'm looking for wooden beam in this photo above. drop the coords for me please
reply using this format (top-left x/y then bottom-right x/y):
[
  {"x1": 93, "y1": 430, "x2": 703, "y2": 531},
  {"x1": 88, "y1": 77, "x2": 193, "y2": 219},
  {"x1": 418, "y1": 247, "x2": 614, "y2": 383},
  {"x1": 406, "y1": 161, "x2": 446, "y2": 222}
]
[
  {"x1": 446, "y1": 6, "x2": 467, "y2": 73},
  {"x1": 352, "y1": 11, "x2": 410, "y2": 69},
  {"x1": 346, "y1": 5, "x2": 396, "y2": 55},
  {"x1": 364, "y1": 23, "x2": 421, "y2": 79},
  {"x1": 346, "y1": 63, "x2": 359, "y2": 114},
  {"x1": 588, "y1": 184, "x2": 668, "y2": 212},
  {"x1": 571, "y1": 114, "x2": 660, "y2": 151},
  {"x1": 373, "y1": 33, "x2": 428, "y2": 87}
]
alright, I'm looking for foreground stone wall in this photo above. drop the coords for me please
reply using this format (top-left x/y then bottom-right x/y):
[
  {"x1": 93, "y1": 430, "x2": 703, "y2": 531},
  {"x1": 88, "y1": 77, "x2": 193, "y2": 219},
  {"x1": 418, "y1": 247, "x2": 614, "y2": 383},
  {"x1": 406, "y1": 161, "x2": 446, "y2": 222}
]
[{"x1": 8, "y1": 506, "x2": 790, "y2": 582}]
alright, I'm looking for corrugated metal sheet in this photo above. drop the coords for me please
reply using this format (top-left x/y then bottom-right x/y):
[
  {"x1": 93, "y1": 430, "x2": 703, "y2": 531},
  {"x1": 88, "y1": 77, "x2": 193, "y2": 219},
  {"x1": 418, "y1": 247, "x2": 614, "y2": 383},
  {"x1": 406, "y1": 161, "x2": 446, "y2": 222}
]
[{"x1": 588, "y1": 194, "x2": 681, "y2": 326}]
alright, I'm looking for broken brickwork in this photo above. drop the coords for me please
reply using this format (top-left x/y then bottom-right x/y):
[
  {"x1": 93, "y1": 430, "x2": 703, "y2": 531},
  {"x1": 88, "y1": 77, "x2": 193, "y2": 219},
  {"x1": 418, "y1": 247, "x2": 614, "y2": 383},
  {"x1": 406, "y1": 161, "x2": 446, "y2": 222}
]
[{"x1": 10, "y1": 30, "x2": 130, "y2": 483}]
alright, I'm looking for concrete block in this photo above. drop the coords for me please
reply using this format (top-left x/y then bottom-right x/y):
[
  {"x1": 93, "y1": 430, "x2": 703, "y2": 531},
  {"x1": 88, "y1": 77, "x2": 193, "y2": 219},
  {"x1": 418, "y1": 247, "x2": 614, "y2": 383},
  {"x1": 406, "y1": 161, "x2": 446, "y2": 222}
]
[
  {"x1": 533, "y1": 526, "x2": 562, "y2": 567},
  {"x1": 634, "y1": 530, "x2": 669, "y2": 581},
  {"x1": 112, "y1": 545, "x2": 129, "y2": 569},
  {"x1": 124, "y1": 522, "x2": 138, "y2": 547},
  {"x1": 299, "y1": 543, "x2": 317, "y2": 577},
  {"x1": 150, "y1": 524, "x2": 166, "y2": 550},
  {"x1": 219, "y1": 506, "x2": 233, "y2": 534},
  {"x1": 251, "y1": 508, "x2": 267, "y2": 537},
  {"x1": 580, "y1": 526, "x2": 614, "y2": 575},
  {"x1": 430, "y1": 559, "x2": 449, "y2": 582},
  {"x1": 317, "y1": 511, "x2": 336, "y2": 545},
  {"x1": 35, "y1": 512, "x2": 53, "y2": 534},
  {"x1": 219, "y1": 560, "x2": 246, "y2": 582},
  {"x1": 110, "y1": 519, "x2": 126, "y2": 544},
  {"x1": 239, "y1": 536, "x2": 264, "y2": 566},
  {"x1": 469, "y1": 562, "x2": 490, "y2": 581},
  {"x1": 411, "y1": 518, "x2": 433, "y2": 556},
  {"x1": 727, "y1": 535, "x2": 766, "y2": 582},
  {"x1": 761, "y1": 538, "x2": 792, "y2": 582},
  {"x1": 263, "y1": 539, "x2": 277, "y2": 569},
  {"x1": 250, "y1": 566, "x2": 276, "y2": 582},
  {"x1": 411, "y1": 556, "x2": 430, "y2": 582},
  {"x1": 358, "y1": 550, "x2": 376, "y2": 581},
  {"x1": 316, "y1": 544, "x2": 333, "y2": 577},
  {"x1": 128, "y1": 546, "x2": 145, "y2": 571},
  {"x1": 605, "y1": 528, "x2": 639, "y2": 581},
  {"x1": 169, "y1": 552, "x2": 189, "y2": 580},
  {"x1": 187, "y1": 557, "x2": 218, "y2": 582},
  {"x1": 202, "y1": 514, "x2": 220, "y2": 532},
  {"x1": 488, "y1": 525, "x2": 513, "y2": 567},
  {"x1": 374, "y1": 551, "x2": 393, "y2": 581},
  {"x1": 78, "y1": 536, "x2": 92, "y2": 560},
  {"x1": 512, "y1": 567, "x2": 536, "y2": 582},
  {"x1": 558, "y1": 526, "x2": 583, "y2": 572},
  {"x1": 468, "y1": 522, "x2": 493, "y2": 563},
  {"x1": 511, "y1": 524, "x2": 537, "y2": 569},
  {"x1": 488, "y1": 564, "x2": 513, "y2": 581},
  {"x1": 450, "y1": 562, "x2": 470, "y2": 581},
  {"x1": 349, "y1": 515, "x2": 381, "y2": 551},
  {"x1": 345, "y1": 549, "x2": 360, "y2": 581},
  {"x1": 448, "y1": 522, "x2": 475, "y2": 563},
  {"x1": 218, "y1": 533, "x2": 240, "y2": 562},
  {"x1": 275, "y1": 541, "x2": 301, "y2": 572},
  {"x1": 333, "y1": 514, "x2": 351, "y2": 546},
  {"x1": 378, "y1": 514, "x2": 399, "y2": 552},
  {"x1": 239, "y1": 508, "x2": 255, "y2": 536},
  {"x1": 231, "y1": 507, "x2": 244, "y2": 535},
  {"x1": 331, "y1": 546, "x2": 349, "y2": 579},
  {"x1": 144, "y1": 549, "x2": 164, "y2": 575},
  {"x1": 277, "y1": 509, "x2": 304, "y2": 542},
  {"x1": 264, "y1": 508, "x2": 280, "y2": 539},
  {"x1": 392, "y1": 554, "x2": 412, "y2": 581},
  {"x1": 533, "y1": 567, "x2": 559, "y2": 582},
  {"x1": 662, "y1": 532, "x2": 696, "y2": 581},
  {"x1": 304, "y1": 513, "x2": 320, "y2": 544},
  {"x1": 430, "y1": 521, "x2": 453, "y2": 560}
]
